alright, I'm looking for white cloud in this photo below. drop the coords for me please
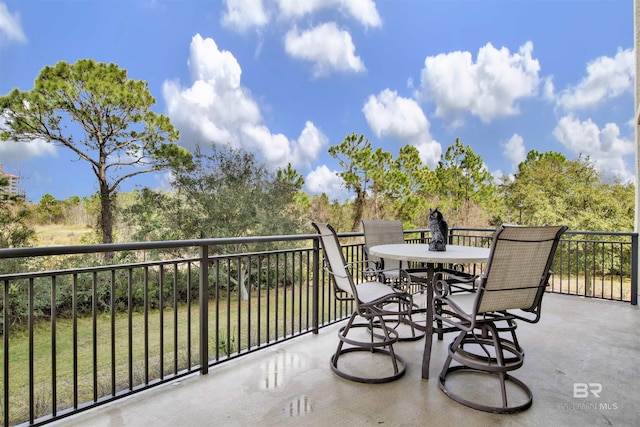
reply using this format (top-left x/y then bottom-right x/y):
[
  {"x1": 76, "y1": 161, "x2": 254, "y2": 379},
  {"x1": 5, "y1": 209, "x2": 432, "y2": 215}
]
[
  {"x1": 491, "y1": 169, "x2": 508, "y2": 185},
  {"x1": 221, "y1": 0, "x2": 269, "y2": 33},
  {"x1": 293, "y1": 121, "x2": 328, "y2": 168},
  {"x1": 362, "y1": 88, "x2": 441, "y2": 167},
  {"x1": 363, "y1": 89, "x2": 431, "y2": 141},
  {"x1": 504, "y1": 133, "x2": 526, "y2": 168},
  {"x1": 542, "y1": 77, "x2": 555, "y2": 102},
  {"x1": 153, "y1": 170, "x2": 174, "y2": 192},
  {"x1": 0, "y1": 2, "x2": 27, "y2": 45},
  {"x1": 304, "y1": 164, "x2": 346, "y2": 200},
  {"x1": 418, "y1": 41, "x2": 541, "y2": 124},
  {"x1": 413, "y1": 140, "x2": 442, "y2": 169},
  {"x1": 284, "y1": 22, "x2": 365, "y2": 77},
  {"x1": 557, "y1": 48, "x2": 634, "y2": 111},
  {"x1": 162, "y1": 34, "x2": 326, "y2": 170},
  {"x1": 553, "y1": 115, "x2": 634, "y2": 180},
  {"x1": 277, "y1": 0, "x2": 381, "y2": 28},
  {"x1": 0, "y1": 116, "x2": 56, "y2": 161},
  {"x1": 219, "y1": 1, "x2": 378, "y2": 73},
  {"x1": 0, "y1": 139, "x2": 56, "y2": 161},
  {"x1": 242, "y1": 120, "x2": 327, "y2": 169}
]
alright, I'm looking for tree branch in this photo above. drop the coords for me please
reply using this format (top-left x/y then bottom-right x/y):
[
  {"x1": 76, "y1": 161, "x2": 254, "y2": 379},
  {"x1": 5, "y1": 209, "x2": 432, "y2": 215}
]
[{"x1": 108, "y1": 167, "x2": 159, "y2": 193}]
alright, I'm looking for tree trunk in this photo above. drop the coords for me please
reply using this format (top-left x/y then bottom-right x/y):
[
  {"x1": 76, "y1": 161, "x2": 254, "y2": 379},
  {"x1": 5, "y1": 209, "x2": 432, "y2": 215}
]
[
  {"x1": 99, "y1": 176, "x2": 114, "y2": 262},
  {"x1": 100, "y1": 184, "x2": 113, "y2": 244},
  {"x1": 352, "y1": 188, "x2": 366, "y2": 231},
  {"x1": 239, "y1": 267, "x2": 249, "y2": 301}
]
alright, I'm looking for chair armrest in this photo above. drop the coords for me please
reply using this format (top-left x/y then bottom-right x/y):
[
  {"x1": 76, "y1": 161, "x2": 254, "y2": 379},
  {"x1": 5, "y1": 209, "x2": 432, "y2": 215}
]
[
  {"x1": 346, "y1": 260, "x2": 385, "y2": 279},
  {"x1": 433, "y1": 293, "x2": 475, "y2": 332},
  {"x1": 433, "y1": 270, "x2": 478, "y2": 297},
  {"x1": 345, "y1": 260, "x2": 406, "y2": 289}
]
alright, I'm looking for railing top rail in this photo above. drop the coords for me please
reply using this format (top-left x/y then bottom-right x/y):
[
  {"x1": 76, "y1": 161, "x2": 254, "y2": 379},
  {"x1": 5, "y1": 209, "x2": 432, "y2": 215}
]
[
  {"x1": 563, "y1": 230, "x2": 638, "y2": 237},
  {"x1": 0, "y1": 233, "x2": 321, "y2": 259},
  {"x1": 447, "y1": 227, "x2": 637, "y2": 238}
]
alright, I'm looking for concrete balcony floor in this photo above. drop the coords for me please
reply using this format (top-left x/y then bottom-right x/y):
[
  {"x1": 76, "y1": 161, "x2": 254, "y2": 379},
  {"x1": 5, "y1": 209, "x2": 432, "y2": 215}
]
[{"x1": 56, "y1": 293, "x2": 639, "y2": 427}]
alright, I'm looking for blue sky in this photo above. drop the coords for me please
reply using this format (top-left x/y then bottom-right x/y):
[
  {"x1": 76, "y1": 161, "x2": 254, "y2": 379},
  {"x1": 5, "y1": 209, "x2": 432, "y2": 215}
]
[{"x1": 0, "y1": 0, "x2": 635, "y2": 203}]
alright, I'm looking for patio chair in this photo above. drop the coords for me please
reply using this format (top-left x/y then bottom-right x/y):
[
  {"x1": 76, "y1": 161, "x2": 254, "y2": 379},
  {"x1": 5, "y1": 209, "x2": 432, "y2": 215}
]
[
  {"x1": 362, "y1": 220, "x2": 412, "y2": 285},
  {"x1": 362, "y1": 219, "x2": 431, "y2": 341},
  {"x1": 312, "y1": 222, "x2": 415, "y2": 383},
  {"x1": 362, "y1": 219, "x2": 477, "y2": 340},
  {"x1": 434, "y1": 224, "x2": 567, "y2": 413}
]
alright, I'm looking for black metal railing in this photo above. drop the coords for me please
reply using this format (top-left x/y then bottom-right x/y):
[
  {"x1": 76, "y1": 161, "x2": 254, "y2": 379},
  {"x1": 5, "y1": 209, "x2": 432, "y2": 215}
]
[
  {"x1": 446, "y1": 228, "x2": 638, "y2": 305},
  {"x1": 0, "y1": 228, "x2": 637, "y2": 426}
]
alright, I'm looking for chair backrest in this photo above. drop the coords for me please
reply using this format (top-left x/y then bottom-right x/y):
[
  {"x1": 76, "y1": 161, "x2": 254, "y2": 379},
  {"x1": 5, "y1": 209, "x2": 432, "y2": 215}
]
[
  {"x1": 362, "y1": 220, "x2": 404, "y2": 270},
  {"x1": 474, "y1": 224, "x2": 567, "y2": 316},
  {"x1": 312, "y1": 222, "x2": 356, "y2": 296}
]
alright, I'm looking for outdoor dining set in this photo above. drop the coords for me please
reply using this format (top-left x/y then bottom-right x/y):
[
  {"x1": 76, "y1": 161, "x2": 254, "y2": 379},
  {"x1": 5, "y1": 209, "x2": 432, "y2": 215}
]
[{"x1": 312, "y1": 219, "x2": 567, "y2": 414}]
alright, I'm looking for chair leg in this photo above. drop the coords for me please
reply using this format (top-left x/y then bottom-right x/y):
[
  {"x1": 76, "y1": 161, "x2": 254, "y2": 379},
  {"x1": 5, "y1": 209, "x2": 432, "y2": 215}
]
[
  {"x1": 371, "y1": 300, "x2": 426, "y2": 342},
  {"x1": 435, "y1": 298, "x2": 444, "y2": 340},
  {"x1": 331, "y1": 312, "x2": 406, "y2": 383},
  {"x1": 486, "y1": 316, "x2": 524, "y2": 362},
  {"x1": 331, "y1": 311, "x2": 357, "y2": 367},
  {"x1": 438, "y1": 322, "x2": 532, "y2": 414}
]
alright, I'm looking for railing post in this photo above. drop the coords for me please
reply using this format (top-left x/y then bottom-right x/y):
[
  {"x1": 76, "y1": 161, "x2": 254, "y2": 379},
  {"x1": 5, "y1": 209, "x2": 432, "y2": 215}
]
[
  {"x1": 3, "y1": 280, "x2": 9, "y2": 427},
  {"x1": 199, "y1": 244, "x2": 209, "y2": 374},
  {"x1": 312, "y1": 236, "x2": 320, "y2": 334},
  {"x1": 632, "y1": 233, "x2": 638, "y2": 305}
]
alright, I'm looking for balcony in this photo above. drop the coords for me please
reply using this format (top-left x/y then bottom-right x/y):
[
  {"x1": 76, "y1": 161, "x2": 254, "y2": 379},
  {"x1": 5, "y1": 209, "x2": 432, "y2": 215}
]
[
  {"x1": 57, "y1": 293, "x2": 640, "y2": 426},
  {"x1": 1, "y1": 228, "x2": 638, "y2": 426}
]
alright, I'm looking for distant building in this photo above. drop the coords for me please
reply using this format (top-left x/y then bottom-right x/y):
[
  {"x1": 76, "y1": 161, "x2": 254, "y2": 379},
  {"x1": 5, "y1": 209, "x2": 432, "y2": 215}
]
[{"x1": 0, "y1": 163, "x2": 21, "y2": 196}]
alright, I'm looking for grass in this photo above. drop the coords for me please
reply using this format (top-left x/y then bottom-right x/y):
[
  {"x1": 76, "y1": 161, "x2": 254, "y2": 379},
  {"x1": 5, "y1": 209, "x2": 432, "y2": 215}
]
[
  {"x1": 33, "y1": 224, "x2": 93, "y2": 247},
  {"x1": 4, "y1": 302, "x2": 199, "y2": 423},
  {"x1": 549, "y1": 275, "x2": 633, "y2": 301}
]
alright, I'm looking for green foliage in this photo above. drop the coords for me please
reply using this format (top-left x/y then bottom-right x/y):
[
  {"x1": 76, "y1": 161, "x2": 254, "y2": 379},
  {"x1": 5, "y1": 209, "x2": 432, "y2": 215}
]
[
  {"x1": 121, "y1": 188, "x2": 178, "y2": 242},
  {"x1": 123, "y1": 145, "x2": 306, "y2": 247},
  {"x1": 328, "y1": 132, "x2": 374, "y2": 230},
  {"x1": 498, "y1": 151, "x2": 633, "y2": 231},
  {"x1": 325, "y1": 133, "x2": 633, "y2": 232},
  {"x1": 328, "y1": 134, "x2": 499, "y2": 229},
  {"x1": 328, "y1": 133, "x2": 441, "y2": 229},
  {"x1": 81, "y1": 193, "x2": 102, "y2": 230},
  {"x1": 435, "y1": 138, "x2": 497, "y2": 226},
  {"x1": 276, "y1": 162, "x2": 305, "y2": 190},
  {"x1": 309, "y1": 193, "x2": 353, "y2": 232},
  {"x1": 496, "y1": 150, "x2": 634, "y2": 280},
  {"x1": 36, "y1": 193, "x2": 63, "y2": 223},
  {"x1": 120, "y1": 145, "x2": 310, "y2": 300},
  {"x1": 0, "y1": 59, "x2": 192, "y2": 244},
  {"x1": 391, "y1": 145, "x2": 439, "y2": 225},
  {"x1": 27, "y1": 194, "x2": 96, "y2": 227},
  {"x1": 60, "y1": 195, "x2": 91, "y2": 226},
  {"x1": 173, "y1": 146, "x2": 305, "y2": 243},
  {"x1": 0, "y1": 260, "x2": 200, "y2": 330}
]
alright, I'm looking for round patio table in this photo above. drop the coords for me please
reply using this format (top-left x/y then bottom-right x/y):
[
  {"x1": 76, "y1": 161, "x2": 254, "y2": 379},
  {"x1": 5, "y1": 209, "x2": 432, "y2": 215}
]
[{"x1": 369, "y1": 244, "x2": 490, "y2": 379}]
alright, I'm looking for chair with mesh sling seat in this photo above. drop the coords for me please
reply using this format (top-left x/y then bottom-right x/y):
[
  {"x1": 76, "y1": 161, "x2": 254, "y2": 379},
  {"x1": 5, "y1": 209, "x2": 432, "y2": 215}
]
[
  {"x1": 361, "y1": 219, "x2": 430, "y2": 341},
  {"x1": 362, "y1": 220, "x2": 415, "y2": 286},
  {"x1": 362, "y1": 219, "x2": 478, "y2": 341},
  {"x1": 313, "y1": 222, "x2": 415, "y2": 383},
  {"x1": 434, "y1": 224, "x2": 567, "y2": 414}
]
